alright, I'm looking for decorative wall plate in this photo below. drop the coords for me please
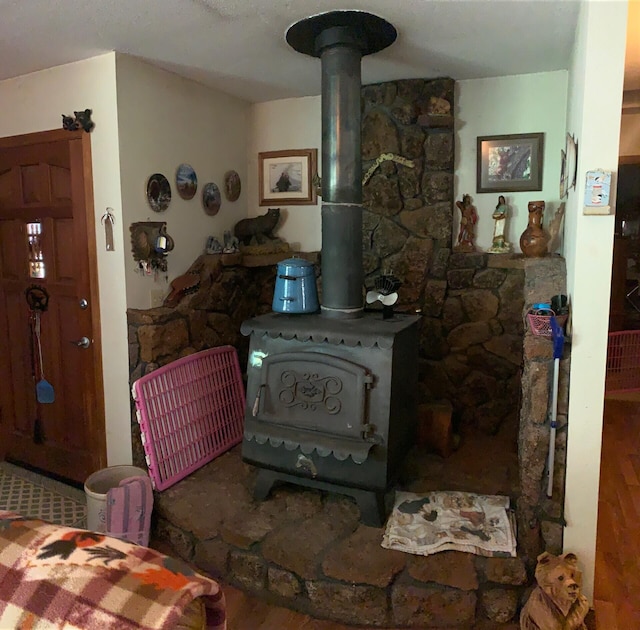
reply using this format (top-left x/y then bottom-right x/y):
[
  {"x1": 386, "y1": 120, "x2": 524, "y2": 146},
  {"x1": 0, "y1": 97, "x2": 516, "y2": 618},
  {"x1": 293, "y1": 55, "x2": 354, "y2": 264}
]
[
  {"x1": 176, "y1": 163, "x2": 198, "y2": 200},
  {"x1": 559, "y1": 134, "x2": 578, "y2": 200},
  {"x1": 559, "y1": 149, "x2": 567, "y2": 200},
  {"x1": 565, "y1": 133, "x2": 578, "y2": 192},
  {"x1": 202, "y1": 182, "x2": 222, "y2": 216},
  {"x1": 224, "y1": 170, "x2": 241, "y2": 202},
  {"x1": 146, "y1": 173, "x2": 171, "y2": 212}
]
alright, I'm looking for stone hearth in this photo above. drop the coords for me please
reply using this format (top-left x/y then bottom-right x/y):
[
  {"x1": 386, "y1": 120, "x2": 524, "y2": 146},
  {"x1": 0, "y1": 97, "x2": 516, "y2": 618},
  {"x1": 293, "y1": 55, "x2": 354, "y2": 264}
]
[{"x1": 152, "y1": 432, "x2": 525, "y2": 628}]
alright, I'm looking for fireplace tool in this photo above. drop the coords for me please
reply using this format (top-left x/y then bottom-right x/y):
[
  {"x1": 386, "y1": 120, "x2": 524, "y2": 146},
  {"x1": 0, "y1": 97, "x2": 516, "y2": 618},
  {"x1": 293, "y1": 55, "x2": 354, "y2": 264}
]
[{"x1": 547, "y1": 316, "x2": 565, "y2": 498}]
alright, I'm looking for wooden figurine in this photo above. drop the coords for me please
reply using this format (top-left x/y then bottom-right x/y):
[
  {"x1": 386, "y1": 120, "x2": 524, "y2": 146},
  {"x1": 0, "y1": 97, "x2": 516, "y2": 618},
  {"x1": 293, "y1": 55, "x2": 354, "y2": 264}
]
[
  {"x1": 489, "y1": 195, "x2": 512, "y2": 253},
  {"x1": 520, "y1": 200, "x2": 550, "y2": 257},
  {"x1": 520, "y1": 552, "x2": 589, "y2": 630},
  {"x1": 454, "y1": 194, "x2": 478, "y2": 253}
]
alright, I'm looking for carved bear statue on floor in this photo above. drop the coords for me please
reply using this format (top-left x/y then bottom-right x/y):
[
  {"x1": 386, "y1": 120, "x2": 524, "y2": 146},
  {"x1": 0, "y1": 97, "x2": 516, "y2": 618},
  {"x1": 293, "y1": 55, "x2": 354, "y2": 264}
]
[{"x1": 520, "y1": 551, "x2": 589, "y2": 630}]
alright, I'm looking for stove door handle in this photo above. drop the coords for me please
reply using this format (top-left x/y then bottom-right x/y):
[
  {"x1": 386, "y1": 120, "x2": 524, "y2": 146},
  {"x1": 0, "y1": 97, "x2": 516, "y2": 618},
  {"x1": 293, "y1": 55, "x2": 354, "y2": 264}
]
[
  {"x1": 252, "y1": 384, "x2": 265, "y2": 417},
  {"x1": 296, "y1": 454, "x2": 317, "y2": 478}
]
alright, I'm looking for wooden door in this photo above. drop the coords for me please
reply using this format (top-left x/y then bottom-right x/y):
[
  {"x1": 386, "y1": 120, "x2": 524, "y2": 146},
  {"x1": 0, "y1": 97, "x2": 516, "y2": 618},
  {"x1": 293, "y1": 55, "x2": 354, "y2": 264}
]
[{"x1": 0, "y1": 129, "x2": 106, "y2": 483}]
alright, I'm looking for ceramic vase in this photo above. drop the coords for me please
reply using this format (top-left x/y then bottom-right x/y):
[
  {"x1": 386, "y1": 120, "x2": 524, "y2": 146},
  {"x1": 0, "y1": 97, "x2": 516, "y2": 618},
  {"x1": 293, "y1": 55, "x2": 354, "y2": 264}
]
[{"x1": 520, "y1": 201, "x2": 549, "y2": 257}]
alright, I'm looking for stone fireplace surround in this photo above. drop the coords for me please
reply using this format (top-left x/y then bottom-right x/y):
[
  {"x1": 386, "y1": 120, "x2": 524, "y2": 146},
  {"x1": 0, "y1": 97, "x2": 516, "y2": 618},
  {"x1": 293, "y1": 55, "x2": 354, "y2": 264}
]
[{"x1": 126, "y1": 78, "x2": 571, "y2": 626}]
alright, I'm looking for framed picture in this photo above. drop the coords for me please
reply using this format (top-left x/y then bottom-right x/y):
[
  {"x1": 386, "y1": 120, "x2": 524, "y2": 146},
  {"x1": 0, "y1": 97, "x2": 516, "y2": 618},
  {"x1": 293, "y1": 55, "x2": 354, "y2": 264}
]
[
  {"x1": 477, "y1": 133, "x2": 544, "y2": 193},
  {"x1": 259, "y1": 148, "x2": 317, "y2": 206}
]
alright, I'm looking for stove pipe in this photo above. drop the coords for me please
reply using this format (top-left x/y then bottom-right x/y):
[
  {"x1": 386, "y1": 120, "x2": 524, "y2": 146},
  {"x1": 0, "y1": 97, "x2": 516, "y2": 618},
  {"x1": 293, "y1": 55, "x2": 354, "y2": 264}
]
[{"x1": 286, "y1": 12, "x2": 397, "y2": 319}]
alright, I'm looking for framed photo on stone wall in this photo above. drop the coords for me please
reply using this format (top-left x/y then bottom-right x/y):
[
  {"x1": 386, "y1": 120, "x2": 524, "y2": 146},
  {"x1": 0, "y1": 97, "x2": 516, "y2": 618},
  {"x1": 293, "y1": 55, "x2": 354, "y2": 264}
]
[
  {"x1": 259, "y1": 148, "x2": 317, "y2": 206},
  {"x1": 477, "y1": 133, "x2": 544, "y2": 193}
]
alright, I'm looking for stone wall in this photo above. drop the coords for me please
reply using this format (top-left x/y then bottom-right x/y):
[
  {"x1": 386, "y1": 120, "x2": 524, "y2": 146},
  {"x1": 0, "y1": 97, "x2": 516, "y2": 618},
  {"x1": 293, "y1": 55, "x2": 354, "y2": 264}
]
[
  {"x1": 361, "y1": 79, "x2": 521, "y2": 439},
  {"x1": 518, "y1": 256, "x2": 569, "y2": 560},
  {"x1": 358, "y1": 79, "x2": 568, "y2": 558},
  {"x1": 127, "y1": 254, "x2": 277, "y2": 467}
]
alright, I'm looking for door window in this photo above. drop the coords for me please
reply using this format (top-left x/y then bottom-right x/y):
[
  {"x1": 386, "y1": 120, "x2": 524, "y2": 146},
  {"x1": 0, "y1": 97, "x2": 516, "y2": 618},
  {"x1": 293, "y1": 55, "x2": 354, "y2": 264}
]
[{"x1": 26, "y1": 221, "x2": 45, "y2": 278}]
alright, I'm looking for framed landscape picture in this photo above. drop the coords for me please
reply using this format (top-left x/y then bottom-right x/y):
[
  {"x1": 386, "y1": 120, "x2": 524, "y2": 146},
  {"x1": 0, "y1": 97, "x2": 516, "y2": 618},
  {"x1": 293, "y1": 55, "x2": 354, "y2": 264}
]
[
  {"x1": 259, "y1": 148, "x2": 317, "y2": 206},
  {"x1": 477, "y1": 133, "x2": 544, "y2": 193}
]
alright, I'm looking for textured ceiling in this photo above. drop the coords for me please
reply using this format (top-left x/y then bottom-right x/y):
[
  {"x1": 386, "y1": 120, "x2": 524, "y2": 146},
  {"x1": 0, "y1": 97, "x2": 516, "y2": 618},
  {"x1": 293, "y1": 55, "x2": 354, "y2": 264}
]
[{"x1": 0, "y1": 0, "x2": 588, "y2": 103}]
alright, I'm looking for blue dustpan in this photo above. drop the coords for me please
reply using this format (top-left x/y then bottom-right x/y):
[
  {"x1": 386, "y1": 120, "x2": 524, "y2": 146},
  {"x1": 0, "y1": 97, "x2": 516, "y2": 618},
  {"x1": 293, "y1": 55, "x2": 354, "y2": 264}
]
[
  {"x1": 36, "y1": 378, "x2": 55, "y2": 404},
  {"x1": 34, "y1": 313, "x2": 55, "y2": 404}
]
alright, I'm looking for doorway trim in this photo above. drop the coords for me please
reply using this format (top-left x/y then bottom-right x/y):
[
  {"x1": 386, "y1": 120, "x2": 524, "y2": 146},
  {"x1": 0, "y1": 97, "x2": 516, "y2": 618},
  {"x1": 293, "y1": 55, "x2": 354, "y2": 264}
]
[
  {"x1": 619, "y1": 154, "x2": 640, "y2": 165},
  {"x1": 0, "y1": 128, "x2": 107, "y2": 474}
]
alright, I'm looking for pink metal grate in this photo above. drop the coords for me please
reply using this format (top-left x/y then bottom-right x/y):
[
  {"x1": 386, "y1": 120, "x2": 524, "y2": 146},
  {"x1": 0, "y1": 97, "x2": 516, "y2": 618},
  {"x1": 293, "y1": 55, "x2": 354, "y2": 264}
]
[
  {"x1": 131, "y1": 346, "x2": 245, "y2": 490},
  {"x1": 606, "y1": 330, "x2": 640, "y2": 394}
]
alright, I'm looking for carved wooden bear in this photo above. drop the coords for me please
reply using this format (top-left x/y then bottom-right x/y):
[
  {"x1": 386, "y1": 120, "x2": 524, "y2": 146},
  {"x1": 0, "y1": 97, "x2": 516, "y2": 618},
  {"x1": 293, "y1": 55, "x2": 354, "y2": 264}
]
[
  {"x1": 234, "y1": 208, "x2": 280, "y2": 245},
  {"x1": 520, "y1": 552, "x2": 589, "y2": 630}
]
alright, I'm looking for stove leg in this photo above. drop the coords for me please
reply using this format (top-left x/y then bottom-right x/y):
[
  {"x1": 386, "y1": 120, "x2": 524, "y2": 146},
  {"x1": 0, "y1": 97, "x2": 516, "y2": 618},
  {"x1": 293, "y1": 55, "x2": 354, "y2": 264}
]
[
  {"x1": 353, "y1": 488, "x2": 387, "y2": 528},
  {"x1": 253, "y1": 469, "x2": 278, "y2": 501}
]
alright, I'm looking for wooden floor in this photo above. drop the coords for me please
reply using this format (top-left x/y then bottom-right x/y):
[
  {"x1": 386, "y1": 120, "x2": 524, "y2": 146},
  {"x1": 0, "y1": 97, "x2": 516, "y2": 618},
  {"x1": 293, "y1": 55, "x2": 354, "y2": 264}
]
[
  {"x1": 594, "y1": 393, "x2": 640, "y2": 629},
  {"x1": 224, "y1": 585, "x2": 398, "y2": 630}
]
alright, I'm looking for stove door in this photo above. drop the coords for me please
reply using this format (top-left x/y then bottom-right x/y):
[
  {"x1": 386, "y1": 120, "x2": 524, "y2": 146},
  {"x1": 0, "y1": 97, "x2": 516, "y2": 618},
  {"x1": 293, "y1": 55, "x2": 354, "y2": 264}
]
[{"x1": 256, "y1": 351, "x2": 373, "y2": 439}]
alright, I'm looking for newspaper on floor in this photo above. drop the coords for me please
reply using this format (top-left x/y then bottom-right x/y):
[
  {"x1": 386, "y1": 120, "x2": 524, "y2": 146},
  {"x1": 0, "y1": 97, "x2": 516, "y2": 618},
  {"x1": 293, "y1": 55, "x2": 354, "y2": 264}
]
[{"x1": 381, "y1": 490, "x2": 517, "y2": 558}]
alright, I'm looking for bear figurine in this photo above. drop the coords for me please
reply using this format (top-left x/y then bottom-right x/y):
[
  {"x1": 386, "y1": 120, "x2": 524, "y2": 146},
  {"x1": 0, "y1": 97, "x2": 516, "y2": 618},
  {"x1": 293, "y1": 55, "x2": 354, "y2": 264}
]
[
  {"x1": 233, "y1": 208, "x2": 280, "y2": 245},
  {"x1": 520, "y1": 551, "x2": 589, "y2": 630}
]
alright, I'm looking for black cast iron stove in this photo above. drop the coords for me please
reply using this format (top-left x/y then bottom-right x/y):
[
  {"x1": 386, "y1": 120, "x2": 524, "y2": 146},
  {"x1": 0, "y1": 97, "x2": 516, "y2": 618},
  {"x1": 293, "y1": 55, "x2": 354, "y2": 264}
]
[{"x1": 241, "y1": 11, "x2": 419, "y2": 526}]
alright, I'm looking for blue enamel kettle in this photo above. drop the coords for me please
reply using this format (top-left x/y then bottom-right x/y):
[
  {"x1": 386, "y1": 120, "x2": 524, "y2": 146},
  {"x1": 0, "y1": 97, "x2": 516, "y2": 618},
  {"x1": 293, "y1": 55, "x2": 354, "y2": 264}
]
[{"x1": 272, "y1": 258, "x2": 319, "y2": 314}]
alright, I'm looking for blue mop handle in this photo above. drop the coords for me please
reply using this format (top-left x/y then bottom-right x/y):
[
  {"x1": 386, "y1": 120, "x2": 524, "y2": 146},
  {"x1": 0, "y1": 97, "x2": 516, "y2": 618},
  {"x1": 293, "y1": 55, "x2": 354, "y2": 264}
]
[
  {"x1": 547, "y1": 315, "x2": 565, "y2": 498},
  {"x1": 550, "y1": 315, "x2": 565, "y2": 360}
]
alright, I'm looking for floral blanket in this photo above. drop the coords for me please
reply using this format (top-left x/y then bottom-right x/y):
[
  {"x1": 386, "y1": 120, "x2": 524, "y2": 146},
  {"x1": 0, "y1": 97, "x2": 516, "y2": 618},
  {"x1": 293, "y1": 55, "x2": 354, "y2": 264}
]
[
  {"x1": 0, "y1": 511, "x2": 226, "y2": 629},
  {"x1": 382, "y1": 491, "x2": 517, "y2": 558}
]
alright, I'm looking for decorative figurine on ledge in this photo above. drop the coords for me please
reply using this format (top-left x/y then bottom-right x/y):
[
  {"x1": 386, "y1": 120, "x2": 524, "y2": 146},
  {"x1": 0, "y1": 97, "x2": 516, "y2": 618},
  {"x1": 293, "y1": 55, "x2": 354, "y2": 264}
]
[
  {"x1": 488, "y1": 195, "x2": 512, "y2": 254},
  {"x1": 547, "y1": 202, "x2": 566, "y2": 254},
  {"x1": 520, "y1": 551, "x2": 589, "y2": 630},
  {"x1": 234, "y1": 208, "x2": 281, "y2": 246},
  {"x1": 223, "y1": 230, "x2": 240, "y2": 254},
  {"x1": 520, "y1": 200, "x2": 550, "y2": 258},
  {"x1": 62, "y1": 109, "x2": 94, "y2": 133},
  {"x1": 454, "y1": 193, "x2": 478, "y2": 253},
  {"x1": 205, "y1": 235, "x2": 223, "y2": 255}
]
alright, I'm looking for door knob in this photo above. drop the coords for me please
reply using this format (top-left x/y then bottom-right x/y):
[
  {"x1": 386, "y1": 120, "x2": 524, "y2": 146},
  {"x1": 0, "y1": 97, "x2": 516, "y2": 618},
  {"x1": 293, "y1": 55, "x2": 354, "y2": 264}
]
[{"x1": 71, "y1": 336, "x2": 91, "y2": 349}]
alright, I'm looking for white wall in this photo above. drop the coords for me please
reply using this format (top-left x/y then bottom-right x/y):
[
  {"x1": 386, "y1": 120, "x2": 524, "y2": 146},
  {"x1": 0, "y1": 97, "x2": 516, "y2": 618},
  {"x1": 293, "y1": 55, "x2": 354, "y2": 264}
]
[
  {"x1": 248, "y1": 97, "x2": 322, "y2": 252},
  {"x1": 116, "y1": 55, "x2": 251, "y2": 309},
  {"x1": 455, "y1": 72, "x2": 568, "y2": 253},
  {"x1": 0, "y1": 54, "x2": 132, "y2": 468},
  {"x1": 562, "y1": 0, "x2": 627, "y2": 600}
]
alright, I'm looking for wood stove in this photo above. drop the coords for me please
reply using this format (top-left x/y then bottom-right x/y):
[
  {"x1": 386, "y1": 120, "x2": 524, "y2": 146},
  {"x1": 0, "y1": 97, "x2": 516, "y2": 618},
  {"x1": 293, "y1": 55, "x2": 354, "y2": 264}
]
[{"x1": 241, "y1": 11, "x2": 419, "y2": 526}]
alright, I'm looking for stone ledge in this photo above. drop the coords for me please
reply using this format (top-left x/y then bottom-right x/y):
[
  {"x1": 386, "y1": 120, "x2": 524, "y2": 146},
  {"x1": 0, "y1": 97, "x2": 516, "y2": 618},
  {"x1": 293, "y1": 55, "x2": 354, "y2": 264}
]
[
  {"x1": 487, "y1": 253, "x2": 525, "y2": 269},
  {"x1": 238, "y1": 250, "x2": 319, "y2": 268}
]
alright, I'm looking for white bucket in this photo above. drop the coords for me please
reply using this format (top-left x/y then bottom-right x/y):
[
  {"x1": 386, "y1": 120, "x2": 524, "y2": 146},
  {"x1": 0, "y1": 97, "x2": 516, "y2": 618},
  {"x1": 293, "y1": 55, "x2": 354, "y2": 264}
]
[{"x1": 84, "y1": 465, "x2": 148, "y2": 532}]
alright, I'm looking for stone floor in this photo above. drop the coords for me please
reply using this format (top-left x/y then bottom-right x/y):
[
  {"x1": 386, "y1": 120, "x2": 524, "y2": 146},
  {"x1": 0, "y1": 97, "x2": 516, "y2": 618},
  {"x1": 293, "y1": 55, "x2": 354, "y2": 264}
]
[{"x1": 151, "y1": 420, "x2": 534, "y2": 628}]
